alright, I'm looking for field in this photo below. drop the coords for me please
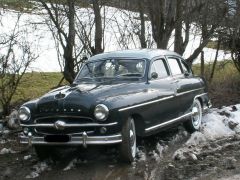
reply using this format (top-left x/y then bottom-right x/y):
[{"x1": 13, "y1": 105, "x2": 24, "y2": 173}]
[
  {"x1": 11, "y1": 72, "x2": 67, "y2": 108},
  {"x1": 193, "y1": 60, "x2": 240, "y2": 107}
]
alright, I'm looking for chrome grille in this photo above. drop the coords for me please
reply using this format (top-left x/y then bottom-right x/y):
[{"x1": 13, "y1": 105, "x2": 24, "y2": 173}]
[{"x1": 34, "y1": 115, "x2": 95, "y2": 135}]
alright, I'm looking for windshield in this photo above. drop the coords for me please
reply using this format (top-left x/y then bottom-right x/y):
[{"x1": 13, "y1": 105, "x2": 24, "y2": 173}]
[{"x1": 75, "y1": 59, "x2": 146, "y2": 82}]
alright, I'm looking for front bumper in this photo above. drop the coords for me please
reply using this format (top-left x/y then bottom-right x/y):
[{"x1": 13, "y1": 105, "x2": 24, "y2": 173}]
[{"x1": 19, "y1": 133, "x2": 122, "y2": 146}]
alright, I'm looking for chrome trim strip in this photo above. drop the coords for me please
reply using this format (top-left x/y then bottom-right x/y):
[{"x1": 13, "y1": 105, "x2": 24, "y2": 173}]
[
  {"x1": 118, "y1": 88, "x2": 205, "y2": 112},
  {"x1": 118, "y1": 95, "x2": 174, "y2": 112},
  {"x1": 145, "y1": 112, "x2": 192, "y2": 132},
  {"x1": 19, "y1": 134, "x2": 122, "y2": 145},
  {"x1": 176, "y1": 88, "x2": 205, "y2": 96},
  {"x1": 20, "y1": 122, "x2": 118, "y2": 128}
]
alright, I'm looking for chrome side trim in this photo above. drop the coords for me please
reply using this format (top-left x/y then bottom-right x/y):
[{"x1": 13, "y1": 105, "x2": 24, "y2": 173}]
[
  {"x1": 145, "y1": 112, "x2": 192, "y2": 132},
  {"x1": 118, "y1": 95, "x2": 174, "y2": 112},
  {"x1": 20, "y1": 122, "x2": 118, "y2": 128},
  {"x1": 176, "y1": 87, "x2": 205, "y2": 96},
  {"x1": 19, "y1": 134, "x2": 122, "y2": 145},
  {"x1": 118, "y1": 88, "x2": 205, "y2": 112}
]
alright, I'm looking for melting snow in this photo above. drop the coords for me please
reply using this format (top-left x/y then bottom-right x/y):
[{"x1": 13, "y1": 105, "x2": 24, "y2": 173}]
[
  {"x1": 63, "y1": 158, "x2": 78, "y2": 171},
  {"x1": 0, "y1": 148, "x2": 16, "y2": 154},
  {"x1": 24, "y1": 155, "x2": 32, "y2": 160},
  {"x1": 174, "y1": 104, "x2": 240, "y2": 160},
  {"x1": 136, "y1": 148, "x2": 146, "y2": 161},
  {"x1": 25, "y1": 161, "x2": 51, "y2": 179}
]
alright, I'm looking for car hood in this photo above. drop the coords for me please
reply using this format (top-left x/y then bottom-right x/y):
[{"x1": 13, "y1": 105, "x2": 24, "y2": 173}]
[{"x1": 34, "y1": 81, "x2": 150, "y2": 115}]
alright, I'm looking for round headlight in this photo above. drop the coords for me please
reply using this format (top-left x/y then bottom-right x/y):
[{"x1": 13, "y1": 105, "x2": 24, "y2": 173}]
[
  {"x1": 18, "y1": 106, "x2": 31, "y2": 121},
  {"x1": 94, "y1": 104, "x2": 109, "y2": 121}
]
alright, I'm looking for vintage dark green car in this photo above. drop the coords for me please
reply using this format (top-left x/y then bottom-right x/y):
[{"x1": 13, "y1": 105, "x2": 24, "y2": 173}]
[{"x1": 18, "y1": 49, "x2": 211, "y2": 162}]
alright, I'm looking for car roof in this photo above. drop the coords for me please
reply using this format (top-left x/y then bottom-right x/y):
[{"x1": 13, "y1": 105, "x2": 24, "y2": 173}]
[{"x1": 88, "y1": 49, "x2": 181, "y2": 62}]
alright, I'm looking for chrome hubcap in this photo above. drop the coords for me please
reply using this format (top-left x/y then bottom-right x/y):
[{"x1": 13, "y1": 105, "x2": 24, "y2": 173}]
[{"x1": 192, "y1": 102, "x2": 201, "y2": 129}]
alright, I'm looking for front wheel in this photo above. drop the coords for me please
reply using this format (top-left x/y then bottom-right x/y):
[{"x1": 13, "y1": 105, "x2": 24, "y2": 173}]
[
  {"x1": 184, "y1": 99, "x2": 202, "y2": 133},
  {"x1": 119, "y1": 117, "x2": 136, "y2": 163}
]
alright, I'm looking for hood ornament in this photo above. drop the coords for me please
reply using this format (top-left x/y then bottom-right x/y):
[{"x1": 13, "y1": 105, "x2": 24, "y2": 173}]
[
  {"x1": 55, "y1": 91, "x2": 66, "y2": 99},
  {"x1": 54, "y1": 120, "x2": 66, "y2": 130}
]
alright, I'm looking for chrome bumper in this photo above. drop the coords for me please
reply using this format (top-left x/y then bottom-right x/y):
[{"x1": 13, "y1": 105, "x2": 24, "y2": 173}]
[{"x1": 19, "y1": 133, "x2": 122, "y2": 146}]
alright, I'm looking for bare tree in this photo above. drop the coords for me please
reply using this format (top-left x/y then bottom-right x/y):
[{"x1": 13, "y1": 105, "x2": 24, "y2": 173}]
[
  {"x1": 230, "y1": 0, "x2": 240, "y2": 72},
  {"x1": 185, "y1": 0, "x2": 228, "y2": 65},
  {"x1": 147, "y1": 0, "x2": 177, "y2": 49},
  {"x1": 40, "y1": 0, "x2": 106, "y2": 83},
  {"x1": 0, "y1": 15, "x2": 37, "y2": 115},
  {"x1": 39, "y1": 0, "x2": 76, "y2": 84}
]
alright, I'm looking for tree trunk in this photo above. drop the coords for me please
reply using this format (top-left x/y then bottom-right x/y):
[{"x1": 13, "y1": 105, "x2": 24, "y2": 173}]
[
  {"x1": 63, "y1": 0, "x2": 76, "y2": 84},
  {"x1": 174, "y1": 0, "x2": 183, "y2": 54},
  {"x1": 139, "y1": 0, "x2": 147, "y2": 48},
  {"x1": 200, "y1": 51, "x2": 205, "y2": 77},
  {"x1": 92, "y1": 0, "x2": 103, "y2": 55},
  {"x1": 148, "y1": 0, "x2": 175, "y2": 49},
  {"x1": 209, "y1": 38, "x2": 221, "y2": 82}
]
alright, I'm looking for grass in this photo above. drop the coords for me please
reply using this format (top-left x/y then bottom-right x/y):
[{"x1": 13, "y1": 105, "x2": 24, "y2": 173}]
[
  {"x1": 0, "y1": 0, "x2": 34, "y2": 12},
  {"x1": 0, "y1": 0, "x2": 91, "y2": 12},
  {"x1": 206, "y1": 40, "x2": 230, "y2": 51},
  {"x1": 11, "y1": 72, "x2": 67, "y2": 106},
  {"x1": 193, "y1": 60, "x2": 240, "y2": 107},
  {"x1": 193, "y1": 60, "x2": 239, "y2": 83}
]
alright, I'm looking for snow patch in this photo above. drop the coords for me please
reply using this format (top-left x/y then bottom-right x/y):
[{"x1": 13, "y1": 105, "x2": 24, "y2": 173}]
[
  {"x1": 63, "y1": 158, "x2": 78, "y2": 171},
  {"x1": 25, "y1": 161, "x2": 51, "y2": 179},
  {"x1": 136, "y1": 148, "x2": 146, "y2": 161},
  {"x1": 186, "y1": 105, "x2": 240, "y2": 146},
  {"x1": 174, "y1": 104, "x2": 240, "y2": 160},
  {"x1": 24, "y1": 155, "x2": 32, "y2": 160},
  {"x1": 0, "y1": 148, "x2": 16, "y2": 154}
]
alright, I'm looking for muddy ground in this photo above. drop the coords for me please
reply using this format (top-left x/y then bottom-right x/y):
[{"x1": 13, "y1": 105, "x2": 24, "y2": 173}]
[{"x1": 1, "y1": 126, "x2": 240, "y2": 180}]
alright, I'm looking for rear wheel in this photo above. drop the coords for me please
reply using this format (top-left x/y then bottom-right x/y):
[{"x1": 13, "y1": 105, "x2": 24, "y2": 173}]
[
  {"x1": 184, "y1": 99, "x2": 202, "y2": 133},
  {"x1": 119, "y1": 117, "x2": 136, "y2": 163}
]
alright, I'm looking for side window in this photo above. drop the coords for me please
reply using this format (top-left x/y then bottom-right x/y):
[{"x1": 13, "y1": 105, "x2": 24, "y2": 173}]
[
  {"x1": 167, "y1": 57, "x2": 182, "y2": 75},
  {"x1": 150, "y1": 59, "x2": 169, "y2": 78}
]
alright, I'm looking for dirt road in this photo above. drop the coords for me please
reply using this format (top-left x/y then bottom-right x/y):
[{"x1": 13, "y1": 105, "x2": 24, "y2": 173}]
[
  {"x1": 1, "y1": 128, "x2": 240, "y2": 180},
  {"x1": 1, "y1": 105, "x2": 240, "y2": 180}
]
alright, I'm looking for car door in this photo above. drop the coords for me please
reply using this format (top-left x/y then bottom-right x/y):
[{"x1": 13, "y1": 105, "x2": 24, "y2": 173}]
[
  {"x1": 145, "y1": 57, "x2": 179, "y2": 131},
  {"x1": 166, "y1": 56, "x2": 204, "y2": 115}
]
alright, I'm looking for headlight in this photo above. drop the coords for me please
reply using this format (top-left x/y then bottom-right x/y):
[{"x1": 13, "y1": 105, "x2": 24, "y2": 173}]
[
  {"x1": 94, "y1": 104, "x2": 109, "y2": 121},
  {"x1": 18, "y1": 106, "x2": 31, "y2": 121}
]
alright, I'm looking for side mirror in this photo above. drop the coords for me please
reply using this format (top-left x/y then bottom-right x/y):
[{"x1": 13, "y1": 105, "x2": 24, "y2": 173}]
[{"x1": 151, "y1": 72, "x2": 158, "y2": 79}]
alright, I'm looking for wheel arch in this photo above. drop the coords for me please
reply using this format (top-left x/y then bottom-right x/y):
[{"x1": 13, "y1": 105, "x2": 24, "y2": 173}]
[{"x1": 130, "y1": 113, "x2": 145, "y2": 136}]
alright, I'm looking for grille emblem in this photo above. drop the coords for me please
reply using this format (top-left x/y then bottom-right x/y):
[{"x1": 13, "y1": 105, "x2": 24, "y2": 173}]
[{"x1": 54, "y1": 120, "x2": 65, "y2": 130}]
